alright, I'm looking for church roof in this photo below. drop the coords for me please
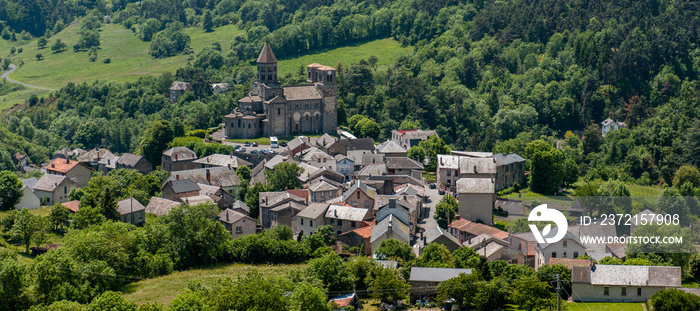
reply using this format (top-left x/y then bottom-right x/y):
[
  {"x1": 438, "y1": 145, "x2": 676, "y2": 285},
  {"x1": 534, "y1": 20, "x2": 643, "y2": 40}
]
[
  {"x1": 257, "y1": 42, "x2": 277, "y2": 63},
  {"x1": 283, "y1": 85, "x2": 323, "y2": 101}
]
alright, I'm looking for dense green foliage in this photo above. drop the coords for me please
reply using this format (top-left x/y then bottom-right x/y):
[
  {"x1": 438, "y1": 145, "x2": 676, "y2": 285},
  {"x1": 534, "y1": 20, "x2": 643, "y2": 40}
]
[{"x1": 0, "y1": 170, "x2": 23, "y2": 211}]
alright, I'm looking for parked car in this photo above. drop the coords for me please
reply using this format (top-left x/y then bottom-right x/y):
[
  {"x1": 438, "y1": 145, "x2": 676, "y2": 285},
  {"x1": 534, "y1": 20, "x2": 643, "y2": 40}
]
[
  {"x1": 239, "y1": 147, "x2": 246, "y2": 152},
  {"x1": 438, "y1": 189, "x2": 445, "y2": 195},
  {"x1": 252, "y1": 142, "x2": 258, "y2": 147},
  {"x1": 280, "y1": 141, "x2": 287, "y2": 147},
  {"x1": 429, "y1": 183, "x2": 436, "y2": 189},
  {"x1": 250, "y1": 150, "x2": 259, "y2": 154},
  {"x1": 244, "y1": 141, "x2": 251, "y2": 146},
  {"x1": 233, "y1": 145, "x2": 240, "y2": 150}
]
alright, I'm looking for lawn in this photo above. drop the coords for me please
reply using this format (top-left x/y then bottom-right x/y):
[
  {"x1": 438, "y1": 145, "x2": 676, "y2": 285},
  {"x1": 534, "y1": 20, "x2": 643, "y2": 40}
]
[
  {"x1": 275, "y1": 38, "x2": 412, "y2": 77},
  {"x1": 564, "y1": 302, "x2": 645, "y2": 311},
  {"x1": 121, "y1": 263, "x2": 307, "y2": 306},
  {"x1": 0, "y1": 22, "x2": 244, "y2": 89}
]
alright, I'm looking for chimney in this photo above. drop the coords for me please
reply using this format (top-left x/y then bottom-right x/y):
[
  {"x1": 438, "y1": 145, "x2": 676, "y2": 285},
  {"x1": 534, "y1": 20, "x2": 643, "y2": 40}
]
[
  {"x1": 473, "y1": 165, "x2": 477, "y2": 173},
  {"x1": 226, "y1": 211, "x2": 229, "y2": 221},
  {"x1": 206, "y1": 169, "x2": 211, "y2": 184},
  {"x1": 51, "y1": 163, "x2": 55, "y2": 168},
  {"x1": 175, "y1": 154, "x2": 178, "y2": 161},
  {"x1": 334, "y1": 209, "x2": 338, "y2": 217},
  {"x1": 373, "y1": 158, "x2": 376, "y2": 164},
  {"x1": 64, "y1": 149, "x2": 69, "y2": 163},
  {"x1": 228, "y1": 164, "x2": 231, "y2": 169},
  {"x1": 176, "y1": 175, "x2": 180, "y2": 180},
  {"x1": 455, "y1": 214, "x2": 461, "y2": 220}
]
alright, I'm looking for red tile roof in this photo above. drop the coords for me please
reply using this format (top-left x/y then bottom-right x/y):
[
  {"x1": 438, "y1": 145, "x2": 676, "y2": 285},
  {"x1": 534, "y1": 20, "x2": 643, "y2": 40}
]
[
  {"x1": 61, "y1": 200, "x2": 80, "y2": 213},
  {"x1": 46, "y1": 158, "x2": 90, "y2": 174},
  {"x1": 286, "y1": 189, "x2": 309, "y2": 200},
  {"x1": 449, "y1": 218, "x2": 509, "y2": 240},
  {"x1": 395, "y1": 129, "x2": 418, "y2": 135},
  {"x1": 340, "y1": 225, "x2": 374, "y2": 239}
]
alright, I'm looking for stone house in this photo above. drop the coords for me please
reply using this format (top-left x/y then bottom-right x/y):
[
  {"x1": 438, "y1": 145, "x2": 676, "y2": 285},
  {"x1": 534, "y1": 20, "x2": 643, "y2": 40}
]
[
  {"x1": 311, "y1": 133, "x2": 346, "y2": 156},
  {"x1": 162, "y1": 147, "x2": 198, "y2": 172},
  {"x1": 169, "y1": 81, "x2": 190, "y2": 102},
  {"x1": 572, "y1": 265, "x2": 680, "y2": 302},
  {"x1": 33, "y1": 174, "x2": 79, "y2": 205},
  {"x1": 377, "y1": 140, "x2": 407, "y2": 158},
  {"x1": 462, "y1": 233, "x2": 526, "y2": 265},
  {"x1": 308, "y1": 178, "x2": 342, "y2": 203},
  {"x1": 385, "y1": 157, "x2": 423, "y2": 178},
  {"x1": 259, "y1": 190, "x2": 309, "y2": 231},
  {"x1": 301, "y1": 147, "x2": 336, "y2": 171},
  {"x1": 117, "y1": 197, "x2": 146, "y2": 226},
  {"x1": 391, "y1": 129, "x2": 437, "y2": 149},
  {"x1": 456, "y1": 177, "x2": 496, "y2": 224},
  {"x1": 374, "y1": 195, "x2": 419, "y2": 233},
  {"x1": 294, "y1": 202, "x2": 329, "y2": 236},
  {"x1": 371, "y1": 214, "x2": 411, "y2": 256},
  {"x1": 116, "y1": 153, "x2": 152, "y2": 175},
  {"x1": 345, "y1": 138, "x2": 376, "y2": 166},
  {"x1": 515, "y1": 226, "x2": 587, "y2": 269},
  {"x1": 335, "y1": 155, "x2": 354, "y2": 182},
  {"x1": 97, "y1": 151, "x2": 119, "y2": 173},
  {"x1": 422, "y1": 226, "x2": 462, "y2": 253},
  {"x1": 16, "y1": 179, "x2": 40, "y2": 210},
  {"x1": 493, "y1": 153, "x2": 526, "y2": 191},
  {"x1": 448, "y1": 216, "x2": 509, "y2": 243},
  {"x1": 218, "y1": 208, "x2": 256, "y2": 239},
  {"x1": 45, "y1": 158, "x2": 92, "y2": 187},
  {"x1": 338, "y1": 225, "x2": 373, "y2": 256},
  {"x1": 161, "y1": 179, "x2": 200, "y2": 201},
  {"x1": 409, "y1": 267, "x2": 471, "y2": 302},
  {"x1": 340, "y1": 181, "x2": 377, "y2": 209},
  {"x1": 77, "y1": 148, "x2": 111, "y2": 170},
  {"x1": 164, "y1": 167, "x2": 241, "y2": 195},
  {"x1": 601, "y1": 118, "x2": 626, "y2": 137},
  {"x1": 325, "y1": 204, "x2": 371, "y2": 236}
]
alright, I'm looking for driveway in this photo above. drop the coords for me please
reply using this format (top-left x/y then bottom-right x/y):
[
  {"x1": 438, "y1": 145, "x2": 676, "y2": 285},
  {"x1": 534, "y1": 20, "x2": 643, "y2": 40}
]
[{"x1": 1, "y1": 64, "x2": 55, "y2": 90}]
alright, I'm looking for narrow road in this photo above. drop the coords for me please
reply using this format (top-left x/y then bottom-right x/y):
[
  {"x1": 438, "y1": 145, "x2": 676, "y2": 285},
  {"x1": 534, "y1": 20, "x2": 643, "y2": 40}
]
[{"x1": 1, "y1": 64, "x2": 55, "y2": 91}]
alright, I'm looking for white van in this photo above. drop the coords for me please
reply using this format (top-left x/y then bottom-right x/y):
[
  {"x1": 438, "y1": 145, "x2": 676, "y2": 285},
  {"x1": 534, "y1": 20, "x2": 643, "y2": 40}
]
[{"x1": 270, "y1": 136, "x2": 278, "y2": 148}]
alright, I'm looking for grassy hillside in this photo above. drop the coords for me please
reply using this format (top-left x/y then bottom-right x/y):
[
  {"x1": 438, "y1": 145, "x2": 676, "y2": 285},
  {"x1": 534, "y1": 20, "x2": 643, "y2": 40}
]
[
  {"x1": 276, "y1": 38, "x2": 412, "y2": 77},
  {"x1": 121, "y1": 263, "x2": 307, "y2": 306},
  {"x1": 0, "y1": 23, "x2": 244, "y2": 89}
]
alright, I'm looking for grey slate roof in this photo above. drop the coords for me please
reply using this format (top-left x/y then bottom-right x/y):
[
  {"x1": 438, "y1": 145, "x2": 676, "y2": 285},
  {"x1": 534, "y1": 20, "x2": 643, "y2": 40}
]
[
  {"x1": 424, "y1": 225, "x2": 461, "y2": 246},
  {"x1": 493, "y1": 153, "x2": 526, "y2": 166},
  {"x1": 341, "y1": 181, "x2": 377, "y2": 201},
  {"x1": 283, "y1": 85, "x2": 323, "y2": 101},
  {"x1": 357, "y1": 163, "x2": 387, "y2": 177},
  {"x1": 166, "y1": 179, "x2": 200, "y2": 193},
  {"x1": 409, "y1": 267, "x2": 472, "y2": 282},
  {"x1": 22, "y1": 178, "x2": 38, "y2": 189},
  {"x1": 97, "y1": 151, "x2": 119, "y2": 169},
  {"x1": 572, "y1": 265, "x2": 681, "y2": 287},
  {"x1": 309, "y1": 179, "x2": 339, "y2": 192},
  {"x1": 163, "y1": 147, "x2": 197, "y2": 161},
  {"x1": 117, "y1": 197, "x2": 146, "y2": 215},
  {"x1": 437, "y1": 154, "x2": 460, "y2": 170},
  {"x1": 232, "y1": 200, "x2": 249, "y2": 213},
  {"x1": 296, "y1": 202, "x2": 330, "y2": 219},
  {"x1": 218, "y1": 208, "x2": 253, "y2": 224},
  {"x1": 33, "y1": 174, "x2": 71, "y2": 192},
  {"x1": 458, "y1": 157, "x2": 497, "y2": 174},
  {"x1": 169, "y1": 167, "x2": 241, "y2": 188},
  {"x1": 386, "y1": 157, "x2": 424, "y2": 170},
  {"x1": 116, "y1": 153, "x2": 146, "y2": 167},
  {"x1": 326, "y1": 205, "x2": 369, "y2": 222},
  {"x1": 456, "y1": 178, "x2": 495, "y2": 194},
  {"x1": 378, "y1": 141, "x2": 406, "y2": 154},
  {"x1": 301, "y1": 147, "x2": 334, "y2": 163},
  {"x1": 145, "y1": 197, "x2": 181, "y2": 216},
  {"x1": 346, "y1": 138, "x2": 376, "y2": 151},
  {"x1": 376, "y1": 260, "x2": 399, "y2": 269},
  {"x1": 371, "y1": 214, "x2": 410, "y2": 243},
  {"x1": 193, "y1": 154, "x2": 252, "y2": 168},
  {"x1": 287, "y1": 136, "x2": 309, "y2": 151},
  {"x1": 169, "y1": 81, "x2": 190, "y2": 91},
  {"x1": 361, "y1": 154, "x2": 386, "y2": 166},
  {"x1": 257, "y1": 42, "x2": 277, "y2": 63}
]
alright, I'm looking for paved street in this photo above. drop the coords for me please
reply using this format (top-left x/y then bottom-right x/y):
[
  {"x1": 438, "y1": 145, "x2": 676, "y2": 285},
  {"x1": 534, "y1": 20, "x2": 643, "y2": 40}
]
[
  {"x1": 418, "y1": 187, "x2": 441, "y2": 232},
  {"x1": 213, "y1": 129, "x2": 282, "y2": 155}
]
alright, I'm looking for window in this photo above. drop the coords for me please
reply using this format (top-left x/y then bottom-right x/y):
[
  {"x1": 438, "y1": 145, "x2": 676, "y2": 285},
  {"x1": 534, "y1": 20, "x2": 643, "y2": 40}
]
[
  {"x1": 329, "y1": 219, "x2": 334, "y2": 224},
  {"x1": 637, "y1": 288, "x2": 642, "y2": 296},
  {"x1": 351, "y1": 221, "x2": 356, "y2": 228},
  {"x1": 621, "y1": 287, "x2": 627, "y2": 296},
  {"x1": 551, "y1": 252, "x2": 557, "y2": 258},
  {"x1": 310, "y1": 220, "x2": 313, "y2": 227},
  {"x1": 64, "y1": 186, "x2": 67, "y2": 194},
  {"x1": 574, "y1": 251, "x2": 579, "y2": 258},
  {"x1": 604, "y1": 287, "x2": 609, "y2": 295},
  {"x1": 447, "y1": 170, "x2": 451, "y2": 176},
  {"x1": 365, "y1": 201, "x2": 369, "y2": 207},
  {"x1": 300, "y1": 218, "x2": 304, "y2": 225},
  {"x1": 236, "y1": 226, "x2": 242, "y2": 233},
  {"x1": 278, "y1": 108, "x2": 281, "y2": 115},
  {"x1": 563, "y1": 252, "x2": 567, "y2": 257},
  {"x1": 337, "y1": 220, "x2": 342, "y2": 226},
  {"x1": 357, "y1": 192, "x2": 360, "y2": 199},
  {"x1": 563, "y1": 240, "x2": 568, "y2": 247}
]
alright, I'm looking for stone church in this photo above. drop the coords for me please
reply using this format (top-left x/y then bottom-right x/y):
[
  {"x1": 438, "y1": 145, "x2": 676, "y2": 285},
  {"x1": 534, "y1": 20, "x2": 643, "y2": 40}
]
[{"x1": 225, "y1": 43, "x2": 338, "y2": 139}]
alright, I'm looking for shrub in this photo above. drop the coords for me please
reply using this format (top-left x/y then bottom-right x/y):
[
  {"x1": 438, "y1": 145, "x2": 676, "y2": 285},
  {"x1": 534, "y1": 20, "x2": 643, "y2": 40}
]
[{"x1": 103, "y1": 57, "x2": 110, "y2": 63}]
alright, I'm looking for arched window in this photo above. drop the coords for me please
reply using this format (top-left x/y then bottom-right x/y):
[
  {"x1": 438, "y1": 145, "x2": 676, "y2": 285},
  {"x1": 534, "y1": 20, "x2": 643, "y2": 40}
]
[{"x1": 248, "y1": 123, "x2": 251, "y2": 129}]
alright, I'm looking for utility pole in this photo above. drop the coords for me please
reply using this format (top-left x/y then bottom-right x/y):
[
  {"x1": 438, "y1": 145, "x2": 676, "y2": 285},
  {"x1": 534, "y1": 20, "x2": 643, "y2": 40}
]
[{"x1": 555, "y1": 273, "x2": 561, "y2": 311}]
